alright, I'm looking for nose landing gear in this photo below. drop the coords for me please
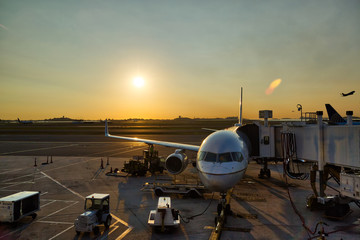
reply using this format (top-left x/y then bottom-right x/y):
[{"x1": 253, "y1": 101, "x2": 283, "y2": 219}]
[{"x1": 214, "y1": 191, "x2": 232, "y2": 233}]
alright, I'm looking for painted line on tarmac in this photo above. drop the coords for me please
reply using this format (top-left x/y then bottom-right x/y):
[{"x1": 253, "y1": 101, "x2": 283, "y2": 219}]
[
  {"x1": 40, "y1": 171, "x2": 85, "y2": 200},
  {"x1": 40, "y1": 200, "x2": 56, "y2": 208},
  {"x1": 110, "y1": 213, "x2": 134, "y2": 240},
  {"x1": 107, "y1": 225, "x2": 119, "y2": 236},
  {"x1": 1, "y1": 144, "x2": 79, "y2": 155},
  {"x1": 41, "y1": 199, "x2": 78, "y2": 203},
  {"x1": 37, "y1": 201, "x2": 79, "y2": 221},
  {"x1": 111, "y1": 213, "x2": 131, "y2": 228},
  {"x1": 0, "y1": 189, "x2": 26, "y2": 192},
  {"x1": 37, "y1": 220, "x2": 73, "y2": 225},
  {"x1": 0, "y1": 177, "x2": 45, "y2": 190},
  {"x1": 116, "y1": 226, "x2": 134, "y2": 240},
  {"x1": 48, "y1": 225, "x2": 74, "y2": 240},
  {"x1": 1, "y1": 181, "x2": 40, "y2": 185},
  {"x1": 99, "y1": 224, "x2": 119, "y2": 240},
  {"x1": 2, "y1": 170, "x2": 42, "y2": 183},
  {"x1": 0, "y1": 168, "x2": 24, "y2": 175},
  {"x1": 39, "y1": 171, "x2": 132, "y2": 239},
  {"x1": 43, "y1": 146, "x2": 146, "y2": 173}
]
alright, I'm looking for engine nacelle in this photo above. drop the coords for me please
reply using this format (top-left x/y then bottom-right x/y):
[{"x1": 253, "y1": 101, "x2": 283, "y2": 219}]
[{"x1": 165, "y1": 149, "x2": 188, "y2": 175}]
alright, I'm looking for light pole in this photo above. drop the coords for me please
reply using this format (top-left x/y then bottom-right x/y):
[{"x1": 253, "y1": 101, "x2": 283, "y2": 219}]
[{"x1": 297, "y1": 104, "x2": 303, "y2": 121}]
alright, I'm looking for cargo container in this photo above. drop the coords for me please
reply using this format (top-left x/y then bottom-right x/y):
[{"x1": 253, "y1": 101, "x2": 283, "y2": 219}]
[{"x1": 0, "y1": 191, "x2": 40, "y2": 222}]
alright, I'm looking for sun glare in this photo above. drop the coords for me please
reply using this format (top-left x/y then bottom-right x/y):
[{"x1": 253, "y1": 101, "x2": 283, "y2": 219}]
[
  {"x1": 133, "y1": 76, "x2": 145, "y2": 88},
  {"x1": 265, "y1": 78, "x2": 282, "y2": 95}
]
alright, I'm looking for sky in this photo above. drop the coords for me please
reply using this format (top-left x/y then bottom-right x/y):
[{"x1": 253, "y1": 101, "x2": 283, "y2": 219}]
[{"x1": 0, "y1": 0, "x2": 359, "y2": 120}]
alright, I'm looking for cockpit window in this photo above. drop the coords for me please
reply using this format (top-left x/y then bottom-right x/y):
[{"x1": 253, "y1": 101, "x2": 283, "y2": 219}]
[
  {"x1": 198, "y1": 151, "x2": 207, "y2": 161},
  {"x1": 198, "y1": 151, "x2": 244, "y2": 163},
  {"x1": 204, "y1": 152, "x2": 217, "y2": 162},
  {"x1": 218, "y1": 152, "x2": 233, "y2": 162},
  {"x1": 231, "y1": 152, "x2": 244, "y2": 162}
]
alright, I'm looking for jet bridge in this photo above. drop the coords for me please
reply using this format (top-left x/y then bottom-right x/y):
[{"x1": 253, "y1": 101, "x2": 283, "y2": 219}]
[{"x1": 251, "y1": 110, "x2": 360, "y2": 217}]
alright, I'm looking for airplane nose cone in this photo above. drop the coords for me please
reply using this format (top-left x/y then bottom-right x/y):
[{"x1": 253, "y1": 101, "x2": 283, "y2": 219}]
[
  {"x1": 198, "y1": 168, "x2": 245, "y2": 192},
  {"x1": 196, "y1": 130, "x2": 249, "y2": 192}
]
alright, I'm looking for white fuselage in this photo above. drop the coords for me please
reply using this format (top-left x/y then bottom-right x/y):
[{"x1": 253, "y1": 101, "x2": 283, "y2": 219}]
[{"x1": 196, "y1": 128, "x2": 249, "y2": 193}]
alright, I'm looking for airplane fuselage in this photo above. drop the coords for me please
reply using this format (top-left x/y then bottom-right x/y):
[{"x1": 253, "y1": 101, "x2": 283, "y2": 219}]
[{"x1": 196, "y1": 128, "x2": 249, "y2": 193}]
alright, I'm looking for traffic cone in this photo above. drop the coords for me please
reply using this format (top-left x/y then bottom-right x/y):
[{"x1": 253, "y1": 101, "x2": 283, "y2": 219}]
[{"x1": 100, "y1": 158, "x2": 104, "y2": 169}]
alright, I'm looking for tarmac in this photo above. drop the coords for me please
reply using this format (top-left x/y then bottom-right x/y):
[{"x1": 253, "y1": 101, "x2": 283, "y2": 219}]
[{"x1": 0, "y1": 134, "x2": 359, "y2": 240}]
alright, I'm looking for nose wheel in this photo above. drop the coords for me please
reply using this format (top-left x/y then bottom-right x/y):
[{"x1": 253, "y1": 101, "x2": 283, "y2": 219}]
[{"x1": 214, "y1": 191, "x2": 232, "y2": 233}]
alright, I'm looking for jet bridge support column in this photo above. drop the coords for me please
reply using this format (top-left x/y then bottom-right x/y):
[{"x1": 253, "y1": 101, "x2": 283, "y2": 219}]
[
  {"x1": 317, "y1": 111, "x2": 326, "y2": 197},
  {"x1": 346, "y1": 111, "x2": 353, "y2": 125}
]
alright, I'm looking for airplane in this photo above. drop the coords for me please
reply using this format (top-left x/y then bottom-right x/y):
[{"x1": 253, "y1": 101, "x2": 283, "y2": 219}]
[
  {"x1": 341, "y1": 90, "x2": 355, "y2": 97},
  {"x1": 17, "y1": 118, "x2": 33, "y2": 124},
  {"x1": 105, "y1": 88, "x2": 250, "y2": 223},
  {"x1": 325, "y1": 104, "x2": 360, "y2": 125}
]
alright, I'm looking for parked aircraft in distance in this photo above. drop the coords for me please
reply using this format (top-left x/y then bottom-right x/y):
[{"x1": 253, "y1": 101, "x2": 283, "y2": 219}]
[
  {"x1": 17, "y1": 118, "x2": 33, "y2": 124},
  {"x1": 105, "y1": 88, "x2": 250, "y2": 224},
  {"x1": 341, "y1": 90, "x2": 355, "y2": 97},
  {"x1": 325, "y1": 104, "x2": 359, "y2": 125}
]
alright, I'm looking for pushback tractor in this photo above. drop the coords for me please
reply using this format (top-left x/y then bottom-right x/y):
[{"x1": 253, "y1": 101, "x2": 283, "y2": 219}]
[{"x1": 74, "y1": 193, "x2": 112, "y2": 235}]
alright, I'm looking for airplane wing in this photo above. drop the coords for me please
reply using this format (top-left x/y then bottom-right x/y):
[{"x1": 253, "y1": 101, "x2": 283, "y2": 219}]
[
  {"x1": 105, "y1": 120, "x2": 200, "y2": 152},
  {"x1": 202, "y1": 128, "x2": 218, "y2": 132}
]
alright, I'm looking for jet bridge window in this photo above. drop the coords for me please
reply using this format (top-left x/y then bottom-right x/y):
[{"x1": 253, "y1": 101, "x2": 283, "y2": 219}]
[{"x1": 231, "y1": 152, "x2": 244, "y2": 162}]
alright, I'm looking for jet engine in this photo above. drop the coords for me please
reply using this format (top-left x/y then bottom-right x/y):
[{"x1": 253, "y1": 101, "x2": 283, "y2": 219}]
[{"x1": 165, "y1": 149, "x2": 188, "y2": 175}]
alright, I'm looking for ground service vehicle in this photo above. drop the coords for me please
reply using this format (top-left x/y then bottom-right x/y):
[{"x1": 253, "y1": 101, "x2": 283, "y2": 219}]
[
  {"x1": 148, "y1": 197, "x2": 180, "y2": 232},
  {"x1": 0, "y1": 191, "x2": 40, "y2": 223},
  {"x1": 74, "y1": 193, "x2": 111, "y2": 235}
]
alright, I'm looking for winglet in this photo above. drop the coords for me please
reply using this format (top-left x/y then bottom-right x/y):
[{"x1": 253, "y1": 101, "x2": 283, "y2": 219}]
[{"x1": 105, "y1": 119, "x2": 109, "y2": 136}]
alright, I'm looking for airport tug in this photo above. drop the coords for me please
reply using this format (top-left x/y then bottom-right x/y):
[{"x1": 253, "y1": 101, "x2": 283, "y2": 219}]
[
  {"x1": 74, "y1": 193, "x2": 112, "y2": 235},
  {"x1": 148, "y1": 197, "x2": 180, "y2": 232}
]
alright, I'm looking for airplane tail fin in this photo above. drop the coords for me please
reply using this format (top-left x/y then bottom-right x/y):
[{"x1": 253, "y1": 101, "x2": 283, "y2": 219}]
[
  {"x1": 325, "y1": 104, "x2": 346, "y2": 123},
  {"x1": 239, "y1": 87, "x2": 243, "y2": 125},
  {"x1": 235, "y1": 87, "x2": 243, "y2": 127},
  {"x1": 17, "y1": 118, "x2": 21, "y2": 123}
]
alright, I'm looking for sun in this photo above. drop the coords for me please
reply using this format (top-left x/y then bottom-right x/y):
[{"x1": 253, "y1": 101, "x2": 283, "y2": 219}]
[{"x1": 133, "y1": 76, "x2": 145, "y2": 88}]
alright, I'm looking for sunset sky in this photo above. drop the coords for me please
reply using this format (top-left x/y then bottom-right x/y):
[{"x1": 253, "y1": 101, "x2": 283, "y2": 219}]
[{"x1": 1, "y1": 0, "x2": 359, "y2": 120}]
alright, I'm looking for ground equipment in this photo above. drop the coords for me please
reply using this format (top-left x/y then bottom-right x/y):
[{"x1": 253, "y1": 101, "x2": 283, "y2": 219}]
[
  {"x1": 0, "y1": 191, "x2": 40, "y2": 223},
  {"x1": 74, "y1": 193, "x2": 112, "y2": 235},
  {"x1": 121, "y1": 146, "x2": 165, "y2": 176},
  {"x1": 148, "y1": 197, "x2": 180, "y2": 231}
]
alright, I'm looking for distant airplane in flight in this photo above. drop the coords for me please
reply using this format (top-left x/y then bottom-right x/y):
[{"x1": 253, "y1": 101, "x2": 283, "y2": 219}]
[{"x1": 341, "y1": 91, "x2": 355, "y2": 97}]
